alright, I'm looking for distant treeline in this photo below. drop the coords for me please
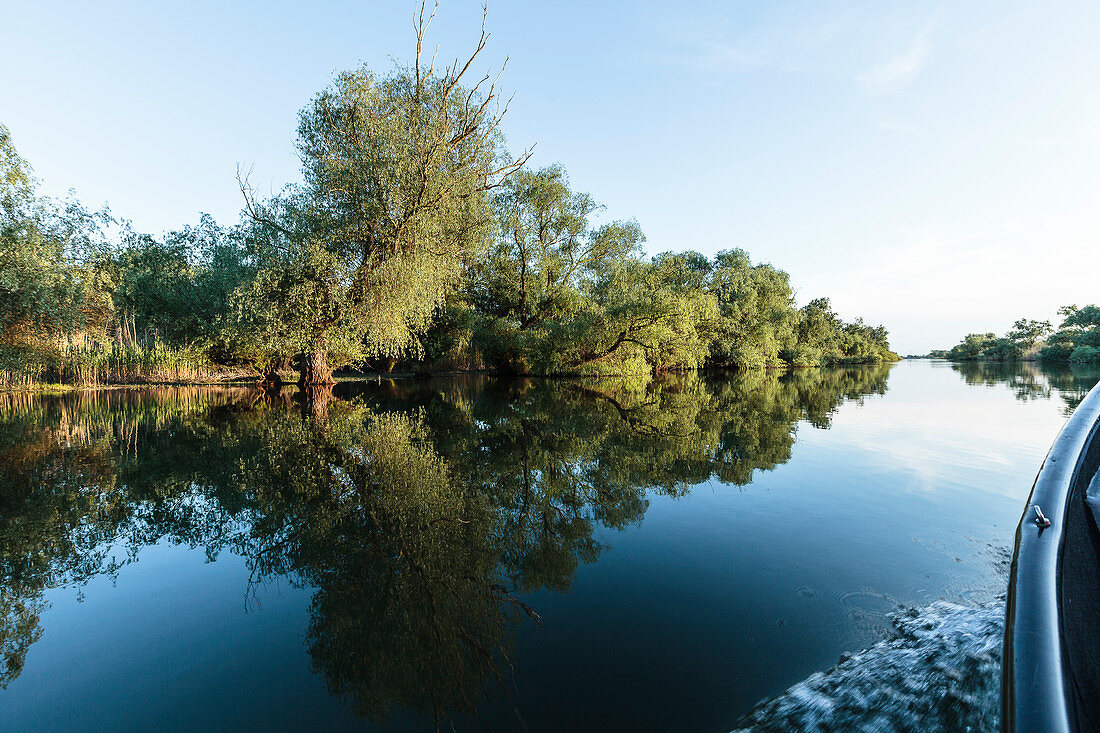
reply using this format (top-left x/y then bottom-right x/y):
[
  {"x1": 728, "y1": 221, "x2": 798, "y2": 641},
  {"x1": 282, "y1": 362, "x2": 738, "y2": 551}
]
[
  {"x1": 930, "y1": 307, "x2": 1100, "y2": 363},
  {"x1": 0, "y1": 13, "x2": 896, "y2": 389}
]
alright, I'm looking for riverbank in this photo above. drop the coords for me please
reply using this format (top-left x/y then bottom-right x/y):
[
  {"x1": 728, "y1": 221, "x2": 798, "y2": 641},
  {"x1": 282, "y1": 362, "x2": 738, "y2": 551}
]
[
  {"x1": 0, "y1": 357, "x2": 902, "y2": 393},
  {"x1": 0, "y1": 341, "x2": 258, "y2": 391},
  {"x1": 931, "y1": 355, "x2": 1100, "y2": 364}
]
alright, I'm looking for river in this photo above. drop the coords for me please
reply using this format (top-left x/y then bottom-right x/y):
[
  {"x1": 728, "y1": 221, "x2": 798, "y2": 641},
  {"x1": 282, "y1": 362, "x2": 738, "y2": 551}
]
[{"x1": 1, "y1": 359, "x2": 1097, "y2": 731}]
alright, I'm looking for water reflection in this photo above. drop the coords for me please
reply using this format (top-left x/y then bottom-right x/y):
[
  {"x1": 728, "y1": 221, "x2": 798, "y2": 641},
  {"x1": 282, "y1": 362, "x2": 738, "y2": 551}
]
[
  {"x1": 947, "y1": 360, "x2": 1100, "y2": 413},
  {"x1": 0, "y1": 367, "x2": 891, "y2": 725}
]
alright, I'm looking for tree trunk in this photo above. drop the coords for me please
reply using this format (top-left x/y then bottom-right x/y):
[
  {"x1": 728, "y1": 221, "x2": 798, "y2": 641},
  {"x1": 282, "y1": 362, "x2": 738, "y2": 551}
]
[
  {"x1": 258, "y1": 355, "x2": 292, "y2": 387},
  {"x1": 123, "y1": 311, "x2": 135, "y2": 345},
  {"x1": 298, "y1": 344, "x2": 335, "y2": 385}
]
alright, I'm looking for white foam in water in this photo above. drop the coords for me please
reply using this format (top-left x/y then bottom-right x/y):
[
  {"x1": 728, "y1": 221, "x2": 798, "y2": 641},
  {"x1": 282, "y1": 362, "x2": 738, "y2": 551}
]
[{"x1": 731, "y1": 598, "x2": 1005, "y2": 732}]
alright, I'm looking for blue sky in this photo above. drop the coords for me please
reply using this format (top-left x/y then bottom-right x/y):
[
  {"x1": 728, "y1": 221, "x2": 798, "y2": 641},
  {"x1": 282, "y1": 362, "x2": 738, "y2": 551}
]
[{"x1": 2, "y1": 1, "x2": 1097, "y2": 353}]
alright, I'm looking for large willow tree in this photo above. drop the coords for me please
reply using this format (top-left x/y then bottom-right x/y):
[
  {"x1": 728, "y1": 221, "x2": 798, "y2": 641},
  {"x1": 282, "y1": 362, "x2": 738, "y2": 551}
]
[{"x1": 235, "y1": 5, "x2": 530, "y2": 384}]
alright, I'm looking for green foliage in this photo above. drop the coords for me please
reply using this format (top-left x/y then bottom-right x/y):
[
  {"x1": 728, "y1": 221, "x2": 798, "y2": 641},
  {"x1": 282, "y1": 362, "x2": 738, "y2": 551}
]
[
  {"x1": 0, "y1": 128, "x2": 239, "y2": 388},
  {"x1": 109, "y1": 216, "x2": 250, "y2": 347},
  {"x1": 1038, "y1": 342, "x2": 1074, "y2": 361},
  {"x1": 707, "y1": 249, "x2": 795, "y2": 369},
  {"x1": 0, "y1": 341, "x2": 236, "y2": 389},
  {"x1": 455, "y1": 164, "x2": 663, "y2": 374},
  {"x1": 447, "y1": 172, "x2": 892, "y2": 376},
  {"x1": 467, "y1": 164, "x2": 638, "y2": 330},
  {"x1": 0, "y1": 17, "x2": 896, "y2": 386},
  {"x1": 946, "y1": 332, "x2": 997, "y2": 361},
  {"x1": 1007, "y1": 318, "x2": 1052, "y2": 348},
  {"x1": 983, "y1": 338, "x2": 1023, "y2": 361},
  {"x1": 0, "y1": 125, "x2": 111, "y2": 348},
  {"x1": 941, "y1": 304, "x2": 1100, "y2": 364},
  {"x1": 784, "y1": 344, "x2": 823, "y2": 367},
  {"x1": 946, "y1": 334, "x2": 1023, "y2": 363},
  {"x1": 1047, "y1": 305, "x2": 1100, "y2": 363},
  {"x1": 569, "y1": 256, "x2": 718, "y2": 374},
  {"x1": 1059, "y1": 304, "x2": 1100, "y2": 330},
  {"x1": 786, "y1": 297, "x2": 896, "y2": 366},
  {"x1": 1069, "y1": 345, "x2": 1100, "y2": 363},
  {"x1": 229, "y1": 25, "x2": 527, "y2": 383},
  {"x1": 2, "y1": 120, "x2": 895, "y2": 385}
]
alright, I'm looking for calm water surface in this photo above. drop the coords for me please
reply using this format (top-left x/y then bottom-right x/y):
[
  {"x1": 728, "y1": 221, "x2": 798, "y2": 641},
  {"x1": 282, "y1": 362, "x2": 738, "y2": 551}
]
[{"x1": 1, "y1": 360, "x2": 1098, "y2": 731}]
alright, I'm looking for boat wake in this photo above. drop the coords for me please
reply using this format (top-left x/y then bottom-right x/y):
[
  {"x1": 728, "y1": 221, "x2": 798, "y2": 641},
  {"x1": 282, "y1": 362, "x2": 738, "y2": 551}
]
[{"x1": 731, "y1": 598, "x2": 1004, "y2": 732}]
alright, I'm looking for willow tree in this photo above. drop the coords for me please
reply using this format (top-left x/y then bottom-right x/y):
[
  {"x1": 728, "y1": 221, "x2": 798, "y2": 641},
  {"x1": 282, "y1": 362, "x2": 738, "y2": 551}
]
[
  {"x1": 706, "y1": 248, "x2": 796, "y2": 370},
  {"x1": 571, "y1": 255, "x2": 720, "y2": 374},
  {"x1": 236, "y1": 5, "x2": 530, "y2": 384},
  {"x1": 467, "y1": 164, "x2": 641, "y2": 330},
  {"x1": 0, "y1": 125, "x2": 110, "y2": 381},
  {"x1": 450, "y1": 163, "x2": 649, "y2": 373}
]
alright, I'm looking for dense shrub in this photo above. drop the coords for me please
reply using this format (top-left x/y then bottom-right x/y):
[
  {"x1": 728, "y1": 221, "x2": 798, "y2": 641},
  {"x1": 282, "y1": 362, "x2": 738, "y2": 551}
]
[
  {"x1": 1038, "y1": 343, "x2": 1074, "y2": 361},
  {"x1": 1069, "y1": 345, "x2": 1100, "y2": 363}
]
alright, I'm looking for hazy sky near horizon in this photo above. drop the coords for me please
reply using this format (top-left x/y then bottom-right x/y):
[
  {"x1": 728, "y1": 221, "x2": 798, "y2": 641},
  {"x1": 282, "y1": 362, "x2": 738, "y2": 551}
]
[{"x1": 2, "y1": 0, "x2": 1098, "y2": 354}]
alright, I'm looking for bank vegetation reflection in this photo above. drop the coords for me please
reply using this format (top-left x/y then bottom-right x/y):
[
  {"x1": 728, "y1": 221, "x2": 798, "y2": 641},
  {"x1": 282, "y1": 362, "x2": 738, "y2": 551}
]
[
  {"x1": 947, "y1": 360, "x2": 1100, "y2": 413},
  {"x1": 1, "y1": 367, "x2": 892, "y2": 724}
]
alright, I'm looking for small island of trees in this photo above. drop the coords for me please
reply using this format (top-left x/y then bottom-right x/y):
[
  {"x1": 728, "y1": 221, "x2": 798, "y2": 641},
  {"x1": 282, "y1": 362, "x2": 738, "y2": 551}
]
[{"x1": 0, "y1": 7, "x2": 897, "y2": 390}]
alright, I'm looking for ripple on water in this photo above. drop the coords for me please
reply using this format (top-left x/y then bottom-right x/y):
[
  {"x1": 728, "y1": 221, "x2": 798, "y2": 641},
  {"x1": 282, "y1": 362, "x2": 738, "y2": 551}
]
[{"x1": 841, "y1": 590, "x2": 898, "y2": 616}]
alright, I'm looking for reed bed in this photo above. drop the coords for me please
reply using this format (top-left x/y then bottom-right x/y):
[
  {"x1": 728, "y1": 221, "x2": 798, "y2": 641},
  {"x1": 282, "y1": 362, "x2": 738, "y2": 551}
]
[{"x1": 0, "y1": 342, "x2": 251, "y2": 389}]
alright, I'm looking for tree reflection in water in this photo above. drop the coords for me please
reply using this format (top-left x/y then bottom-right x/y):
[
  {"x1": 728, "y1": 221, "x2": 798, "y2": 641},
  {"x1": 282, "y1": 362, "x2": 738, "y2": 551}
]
[
  {"x1": 947, "y1": 360, "x2": 1100, "y2": 413},
  {"x1": 0, "y1": 366, "x2": 891, "y2": 725}
]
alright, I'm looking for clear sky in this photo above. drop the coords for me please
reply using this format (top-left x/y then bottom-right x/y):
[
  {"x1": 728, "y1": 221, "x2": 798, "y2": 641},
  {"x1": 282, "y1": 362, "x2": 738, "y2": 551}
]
[{"x1": 2, "y1": 1, "x2": 1097, "y2": 354}]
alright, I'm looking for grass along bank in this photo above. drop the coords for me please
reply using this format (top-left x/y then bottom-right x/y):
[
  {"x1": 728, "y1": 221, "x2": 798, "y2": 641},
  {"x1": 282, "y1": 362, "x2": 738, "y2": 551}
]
[{"x1": 0, "y1": 341, "x2": 253, "y2": 391}]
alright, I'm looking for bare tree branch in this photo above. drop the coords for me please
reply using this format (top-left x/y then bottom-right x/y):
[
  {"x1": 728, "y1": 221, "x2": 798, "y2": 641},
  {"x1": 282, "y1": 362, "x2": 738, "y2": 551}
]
[
  {"x1": 414, "y1": 0, "x2": 440, "y2": 92},
  {"x1": 236, "y1": 164, "x2": 298, "y2": 243}
]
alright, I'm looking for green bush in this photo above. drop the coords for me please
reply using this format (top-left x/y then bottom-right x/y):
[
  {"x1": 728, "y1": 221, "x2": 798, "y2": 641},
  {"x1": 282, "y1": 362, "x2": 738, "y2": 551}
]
[
  {"x1": 1078, "y1": 329, "x2": 1100, "y2": 347},
  {"x1": 1038, "y1": 343, "x2": 1074, "y2": 361},
  {"x1": 1069, "y1": 345, "x2": 1100, "y2": 363},
  {"x1": 784, "y1": 345, "x2": 821, "y2": 367},
  {"x1": 983, "y1": 338, "x2": 1023, "y2": 361}
]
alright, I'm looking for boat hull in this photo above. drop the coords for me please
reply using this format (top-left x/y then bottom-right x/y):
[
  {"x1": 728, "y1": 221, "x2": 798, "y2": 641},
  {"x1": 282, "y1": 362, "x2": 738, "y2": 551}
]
[{"x1": 1003, "y1": 381, "x2": 1100, "y2": 732}]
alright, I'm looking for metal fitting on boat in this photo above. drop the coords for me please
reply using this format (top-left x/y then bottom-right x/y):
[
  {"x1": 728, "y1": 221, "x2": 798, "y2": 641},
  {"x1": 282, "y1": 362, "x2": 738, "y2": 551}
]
[{"x1": 1033, "y1": 505, "x2": 1051, "y2": 527}]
